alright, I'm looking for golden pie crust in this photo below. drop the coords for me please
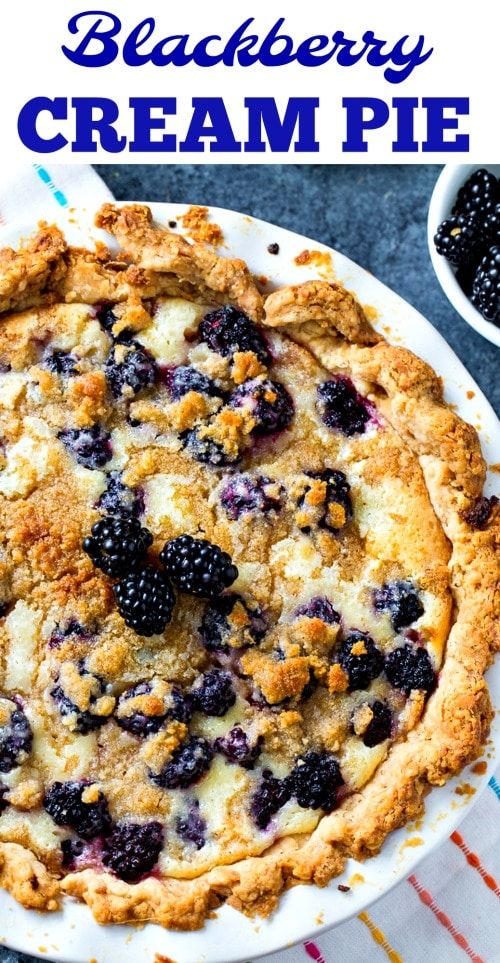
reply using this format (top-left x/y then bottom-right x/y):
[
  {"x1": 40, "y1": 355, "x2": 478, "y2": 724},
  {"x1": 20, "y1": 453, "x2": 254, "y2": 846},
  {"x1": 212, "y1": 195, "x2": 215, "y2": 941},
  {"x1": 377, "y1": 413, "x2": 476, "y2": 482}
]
[{"x1": 0, "y1": 205, "x2": 498, "y2": 930}]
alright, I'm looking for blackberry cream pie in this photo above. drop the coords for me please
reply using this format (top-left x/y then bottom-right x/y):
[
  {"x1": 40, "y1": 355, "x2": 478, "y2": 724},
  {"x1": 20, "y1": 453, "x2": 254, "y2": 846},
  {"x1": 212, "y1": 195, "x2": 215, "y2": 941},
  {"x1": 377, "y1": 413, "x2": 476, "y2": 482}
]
[{"x1": 0, "y1": 205, "x2": 497, "y2": 930}]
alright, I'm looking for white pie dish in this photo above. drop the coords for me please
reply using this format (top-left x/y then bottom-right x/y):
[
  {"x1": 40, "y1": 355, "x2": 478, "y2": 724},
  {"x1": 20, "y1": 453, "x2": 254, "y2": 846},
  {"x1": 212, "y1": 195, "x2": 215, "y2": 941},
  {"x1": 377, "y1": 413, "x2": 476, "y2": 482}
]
[
  {"x1": 0, "y1": 202, "x2": 498, "y2": 963},
  {"x1": 427, "y1": 163, "x2": 500, "y2": 347}
]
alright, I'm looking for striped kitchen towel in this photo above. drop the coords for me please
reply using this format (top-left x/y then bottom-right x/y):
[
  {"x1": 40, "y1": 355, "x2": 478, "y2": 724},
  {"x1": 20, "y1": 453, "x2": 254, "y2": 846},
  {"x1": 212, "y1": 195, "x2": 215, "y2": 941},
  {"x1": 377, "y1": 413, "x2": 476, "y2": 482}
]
[{"x1": 0, "y1": 162, "x2": 113, "y2": 240}]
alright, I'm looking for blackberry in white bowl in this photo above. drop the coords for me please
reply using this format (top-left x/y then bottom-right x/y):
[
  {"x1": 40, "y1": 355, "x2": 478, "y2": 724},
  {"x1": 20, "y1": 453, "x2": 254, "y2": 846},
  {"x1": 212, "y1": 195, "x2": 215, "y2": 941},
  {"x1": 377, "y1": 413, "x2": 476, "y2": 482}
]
[{"x1": 428, "y1": 165, "x2": 500, "y2": 345}]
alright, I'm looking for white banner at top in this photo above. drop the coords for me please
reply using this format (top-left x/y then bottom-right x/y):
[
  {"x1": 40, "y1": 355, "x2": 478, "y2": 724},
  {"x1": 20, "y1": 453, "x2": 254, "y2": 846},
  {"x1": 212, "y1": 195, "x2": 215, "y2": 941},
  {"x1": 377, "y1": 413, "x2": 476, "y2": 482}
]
[{"x1": 2, "y1": 0, "x2": 499, "y2": 163}]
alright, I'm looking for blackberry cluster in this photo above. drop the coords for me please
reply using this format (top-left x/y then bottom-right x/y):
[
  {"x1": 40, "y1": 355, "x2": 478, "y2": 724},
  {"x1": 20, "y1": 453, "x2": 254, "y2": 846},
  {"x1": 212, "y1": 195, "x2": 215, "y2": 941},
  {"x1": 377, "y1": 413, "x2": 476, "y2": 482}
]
[
  {"x1": 433, "y1": 212, "x2": 490, "y2": 269},
  {"x1": 43, "y1": 781, "x2": 112, "y2": 840},
  {"x1": 0, "y1": 699, "x2": 33, "y2": 773},
  {"x1": 295, "y1": 596, "x2": 340, "y2": 625},
  {"x1": 190, "y1": 669, "x2": 236, "y2": 717},
  {"x1": 151, "y1": 735, "x2": 213, "y2": 789},
  {"x1": 96, "y1": 302, "x2": 118, "y2": 334},
  {"x1": 182, "y1": 427, "x2": 240, "y2": 467},
  {"x1": 169, "y1": 364, "x2": 222, "y2": 400},
  {"x1": 220, "y1": 473, "x2": 284, "y2": 519},
  {"x1": 471, "y1": 246, "x2": 500, "y2": 323},
  {"x1": 317, "y1": 377, "x2": 371, "y2": 436},
  {"x1": 434, "y1": 168, "x2": 500, "y2": 325},
  {"x1": 60, "y1": 838, "x2": 85, "y2": 867},
  {"x1": 83, "y1": 515, "x2": 153, "y2": 578},
  {"x1": 160, "y1": 534, "x2": 238, "y2": 599},
  {"x1": 116, "y1": 681, "x2": 192, "y2": 737},
  {"x1": 229, "y1": 378, "x2": 294, "y2": 435},
  {"x1": 338, "y1": 631, "x2": 384, "y2": 690},
  {"x1": 288, "y1": 750, "x2": 344, "y2": 812},
  {"x1": 462, "y1": 494, "x2": 498, "y2": 530},
  {"x1": 43, "y1": 349, "x2": 78, "y2": 376},
  {"x1": 58, "y1": 425, "x2": 112, "y2": 469},
  {"x1": 51, "y1": 664, "x2": 111, "y2": 735},
  {"x1": 360, "y1": 701, "x2": 392, "y2": 748},
  {"x1": 96, "y1": 471, "x2": 145, "y2": 518},
  {"x1": 105, "y1": 341, "x2": 157, "y2": 398},
  {"x1": 373, "y1": 580, "x2": 424, "y2": 632},
  {"x1": 176, "y1": 803, "x2": 207, "y2": 849},
  {"x1": 114, "y1": 566, "x2": 175, "y2": 636},
  {"x1": 298, "y1": 468, "x2": 352, "y2": 533},
  {"x1": 215, "y1": 726, "x2": 263, "y2": 769},
  {"x1": 102, "y1": 821, "x2": 164, "y2": 882},
  {"x1": 385, "y1": 644, "x2": 436, "y2": 695},
  {"x1": 453, "y1": 168, "x2": 499, "y2": 216},
  {"x1": 199, "y1": 593, "x2": 266, "y2": 653},
  {"x1": 48, "y1": 619, "x2": 91, "y2": 649},
  {"x1": 199, "y1": 305, "x2": 270, "y2": 363},
  {"x1": 251, "y1": 769, "x2": 290, "y2": 829}
]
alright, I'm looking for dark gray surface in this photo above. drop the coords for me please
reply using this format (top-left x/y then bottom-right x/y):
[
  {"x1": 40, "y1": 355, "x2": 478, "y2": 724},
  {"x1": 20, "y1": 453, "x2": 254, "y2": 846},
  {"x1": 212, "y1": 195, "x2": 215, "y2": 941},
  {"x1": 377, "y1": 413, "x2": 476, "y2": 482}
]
[{"x1": 1, "y1": 163, "x2": 498, "y2": 963}]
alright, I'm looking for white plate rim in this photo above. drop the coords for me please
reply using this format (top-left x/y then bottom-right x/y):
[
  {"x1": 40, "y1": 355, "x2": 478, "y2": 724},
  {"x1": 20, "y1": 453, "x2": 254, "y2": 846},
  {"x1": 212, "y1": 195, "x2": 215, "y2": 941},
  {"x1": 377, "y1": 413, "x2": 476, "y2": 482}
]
[{"x1": 0, "y1": 201, "x2": 498, "y2": 963}]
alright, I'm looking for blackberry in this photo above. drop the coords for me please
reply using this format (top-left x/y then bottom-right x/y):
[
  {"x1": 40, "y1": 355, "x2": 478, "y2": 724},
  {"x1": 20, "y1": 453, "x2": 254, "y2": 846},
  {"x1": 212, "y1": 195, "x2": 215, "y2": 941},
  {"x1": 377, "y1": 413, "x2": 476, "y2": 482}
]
[
  {"x1": 199, "y1": 593, "x2": 266, "y2": 653},
  {"x1": 433, "y1": 212, "x2": 489, "y2": 269},
  {"x1": 169, "y1": 364, "x2": 222, "y2": 400},
  {"x1": 385, "y1": 644, "x2": 435, "y2": 695},
  {"x1": 116, "y1": 680, "x2": 192, "y2": 737},
  {"x1": 215, "y1": 726, "x2": 262, "y2": 769},
  {"x1": 48, "y1": 619, "x2": 91, "y2": 649},
  {"x1": 298, "y1": 469, "x2": 352, "y2": 533},
  {"x1": 105, "y1": 341, "x2": 157, "y2": 398},
  {"x1": 199, "y1": 305, "x2": 270, "y2": 363},
  {"x1": 160, "y1": 535, "x2": 238, "y2": 599},
  {"x1": 0, "y1": 698, "x2": 33, "y2": 773},
  {"x1": 102, "y1": 821, "x2": 164, "y2": 882},
  {"x1": 485, "y1": 204, "x2": 500, "y2": 246},
  {"x1": 51, "y1": 663, "x2": 111, "y2": 734},
  {"x1": 58, "y1": 425, "x2": 112, "y2": 469},
  {"x1": 462, "y1": 495, "x2": 499, "y2": 530},
  {"x1": 453, "y1": 168, "x2": 499, "y2": 217},
  {"x1": 229, "y1": 378, "x2": 294, "y2": 435},
  {"x1": 182, "y1": 428, "x2": 240, "y2": 467},
  {"x1": 251, "y1": 769, "x2": 290, "y2": 829},
  {"x1": 152, "y1": 735, "x2": 213, "y2": 789},
  {"x1": 43, "y1": 781, "x2": 112, "y2": 840},
  {"x1": 359, "y1": 701, "x2": 392, "y2": 748},
  {"x1": 83, "y1": 515, "x2": 153, "y2": 578},
  {"x1": 191, "y1": 669, "x2": 236, "y2": 717},
  {"x1": 220, "y1": 474, "x2": 284, "y2": 519},
  {"x1": 61, "y1": 838, "x2": 85, "y2": 867},
  {"x1": 96, "y1": 302, "x2": 118, "y2": 334},
  {"x1": 318, "y1": 377, "x2": 371, "y2": 436},
  {"x1": 43, "y1": 349, "x2": 78, "y2": 376},
  {"x1": 288, "y1": 750, "x2": 344, "y2": 812},
  {"x1": 114, "y1": 567, "x2": 175, "y2": 637},
  {"x1": 373, "y1": 580, "x2": 424, "y2": 632},
  {"x1": 471, "y1": 246, "x2": 500, "y2": 324},
  {"x1": 176, "y1": 802, "x2": 206, "y2": 849},
  {"x1": 96, "y1": 471, "x2": 145, "y2": 519},
  {"x1": 295, "y1": 596, "x2": 340, "y2": 625},
  {"x1": 338, "y1": 632, "x2": 384, "y2": 690}
]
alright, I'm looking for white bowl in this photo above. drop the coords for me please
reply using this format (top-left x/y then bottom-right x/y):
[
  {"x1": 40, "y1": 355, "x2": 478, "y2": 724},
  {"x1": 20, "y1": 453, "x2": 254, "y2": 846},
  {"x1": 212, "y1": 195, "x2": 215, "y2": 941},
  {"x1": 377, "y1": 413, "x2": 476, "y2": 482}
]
[
  {"x1": 0, "y1": 203, "x2": 499, "y2": 963},
  {"x1": 427, "y1": 164, "x2": 500, "y2": 347}
]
